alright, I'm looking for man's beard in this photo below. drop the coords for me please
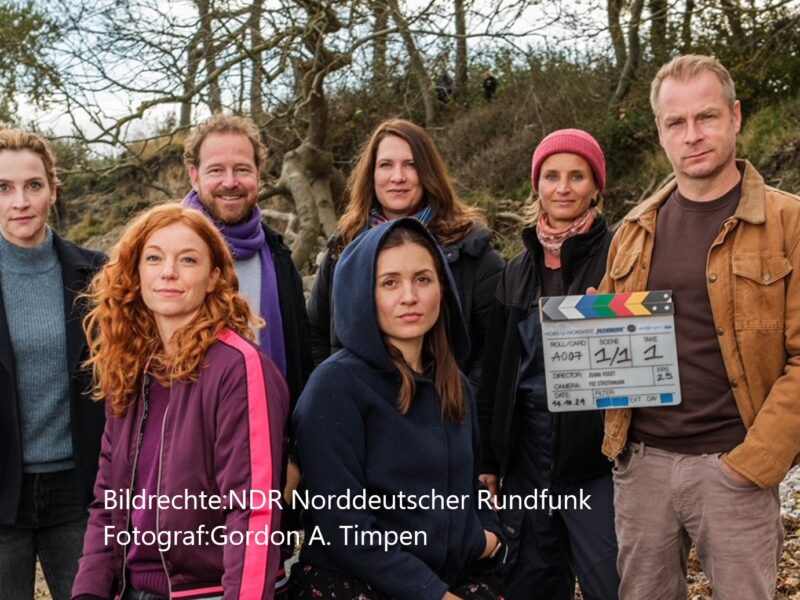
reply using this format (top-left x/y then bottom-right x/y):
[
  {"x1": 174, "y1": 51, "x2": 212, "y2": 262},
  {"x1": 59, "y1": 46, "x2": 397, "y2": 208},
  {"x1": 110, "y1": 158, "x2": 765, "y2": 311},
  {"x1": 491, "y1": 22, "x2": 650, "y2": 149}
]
[{"x1": 199, "y1": 190, "x2": 256, "y2": 225}]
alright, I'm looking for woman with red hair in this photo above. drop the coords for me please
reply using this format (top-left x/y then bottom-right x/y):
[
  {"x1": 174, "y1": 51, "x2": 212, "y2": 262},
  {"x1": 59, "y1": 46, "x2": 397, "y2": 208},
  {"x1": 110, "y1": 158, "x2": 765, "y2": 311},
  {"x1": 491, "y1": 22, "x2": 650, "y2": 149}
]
[{"x1": 72, "y1": 203, "x2": 289, "y2": 600}]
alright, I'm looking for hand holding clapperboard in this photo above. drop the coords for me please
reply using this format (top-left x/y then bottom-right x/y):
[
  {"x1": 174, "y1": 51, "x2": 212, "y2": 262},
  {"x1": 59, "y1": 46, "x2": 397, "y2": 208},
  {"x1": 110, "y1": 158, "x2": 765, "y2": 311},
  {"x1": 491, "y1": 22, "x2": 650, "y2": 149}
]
[{"x1": 538, "y1": 291, "x2": 681, "y2": 412}]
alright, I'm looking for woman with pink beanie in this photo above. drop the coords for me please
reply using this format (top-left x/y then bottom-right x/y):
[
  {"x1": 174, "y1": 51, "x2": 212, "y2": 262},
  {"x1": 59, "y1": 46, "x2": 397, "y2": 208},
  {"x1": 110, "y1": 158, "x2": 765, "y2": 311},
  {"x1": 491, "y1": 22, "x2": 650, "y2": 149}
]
[{"x1": 476, "y1": 129, "x2": 619, "y2": 599}]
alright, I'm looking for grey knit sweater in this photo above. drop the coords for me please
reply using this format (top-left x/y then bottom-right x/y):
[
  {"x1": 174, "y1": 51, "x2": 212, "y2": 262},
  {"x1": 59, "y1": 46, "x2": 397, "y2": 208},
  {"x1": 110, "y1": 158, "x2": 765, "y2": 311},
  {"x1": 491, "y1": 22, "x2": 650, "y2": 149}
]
[{"x1": 0, "y1": 227, "x2": 74, "y2": 472}]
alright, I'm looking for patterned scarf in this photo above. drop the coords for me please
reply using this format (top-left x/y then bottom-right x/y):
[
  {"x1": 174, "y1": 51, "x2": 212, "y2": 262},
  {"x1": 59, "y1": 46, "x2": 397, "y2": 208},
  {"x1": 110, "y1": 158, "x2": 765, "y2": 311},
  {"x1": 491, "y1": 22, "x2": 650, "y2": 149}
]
[
  {"x1": 369, "y1": 204, "x2": 434, "y2": 229},
  {"x1": 536, "y1": 208, "x2": 595, "y2": 269}
]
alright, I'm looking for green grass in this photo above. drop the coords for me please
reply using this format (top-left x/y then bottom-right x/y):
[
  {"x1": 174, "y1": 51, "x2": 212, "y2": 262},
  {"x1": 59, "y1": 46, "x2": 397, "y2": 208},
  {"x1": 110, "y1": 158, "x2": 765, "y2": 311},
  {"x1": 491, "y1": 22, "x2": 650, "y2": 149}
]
[{"x1": 740, "y1": 100, "x2": 800, "y2": 165}]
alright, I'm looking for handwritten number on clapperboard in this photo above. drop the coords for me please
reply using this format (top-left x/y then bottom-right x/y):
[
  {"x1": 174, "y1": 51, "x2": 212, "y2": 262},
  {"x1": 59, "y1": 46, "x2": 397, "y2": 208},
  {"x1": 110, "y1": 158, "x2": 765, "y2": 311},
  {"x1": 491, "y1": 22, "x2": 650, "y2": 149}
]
[
  {"x1": 656, "y1": 370, "x2": 674, "y2": 382},
  {"x1": 643, "y1": 344, "x2": 664, "y2": 361},
  {"x1": 594, "y1": 346, "x2": 632, "y2": 366},
  {"x1": 551, "y1": 351, "x2": 583, "y2": 362}
]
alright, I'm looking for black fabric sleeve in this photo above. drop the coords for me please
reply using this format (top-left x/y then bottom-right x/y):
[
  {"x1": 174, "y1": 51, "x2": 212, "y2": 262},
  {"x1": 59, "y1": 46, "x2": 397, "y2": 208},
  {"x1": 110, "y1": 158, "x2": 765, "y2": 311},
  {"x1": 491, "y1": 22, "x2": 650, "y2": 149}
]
[
  {"x1": 475, "y1": 270, "x2": 509, "y2": 475},
  {"x1": 465, "y1": 247, "x2": 504, "y2": 391},
  {"x1": 307, "y1": 250, "x2": 334, "y2": 367}
]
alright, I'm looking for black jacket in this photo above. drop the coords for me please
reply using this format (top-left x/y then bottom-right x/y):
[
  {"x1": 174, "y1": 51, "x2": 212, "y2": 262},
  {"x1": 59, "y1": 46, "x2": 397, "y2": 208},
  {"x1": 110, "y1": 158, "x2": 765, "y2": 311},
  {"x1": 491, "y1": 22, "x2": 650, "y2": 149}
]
[
  {"x1": 476, "y1": 216, "x2": 613, "y2": 484},
  {"x1": 307, "y1": 225, "x2": 504, "y2": 390},
  {"x1": 263, "y1": 224, "x2": 314, "y2": 409},
  {"x1": 0, "y1": 232, "x2": 106, "y2": 525}
]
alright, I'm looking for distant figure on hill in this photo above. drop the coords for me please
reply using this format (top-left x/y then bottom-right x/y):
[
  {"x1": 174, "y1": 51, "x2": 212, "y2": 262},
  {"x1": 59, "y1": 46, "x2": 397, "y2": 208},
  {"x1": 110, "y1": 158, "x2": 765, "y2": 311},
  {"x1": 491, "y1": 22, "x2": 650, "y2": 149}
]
[
  {"x1": 483, "y1": 71, "x2": 498, "y2": 101},
  {"x1": 436, "y1": 71, "x2": 454, "y2": 104}
]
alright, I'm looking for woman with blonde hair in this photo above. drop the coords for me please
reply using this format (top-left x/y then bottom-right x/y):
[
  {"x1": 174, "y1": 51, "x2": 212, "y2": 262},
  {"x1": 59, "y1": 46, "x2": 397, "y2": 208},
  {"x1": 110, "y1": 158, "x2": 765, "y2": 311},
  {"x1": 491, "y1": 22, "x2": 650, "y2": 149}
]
[
  {"x1": 72, "y1": 204, "x2": 289, "y2": 600},
  {"x1": 477, "y1": 129, "x2": 619, "y2": 599},
  {"x1": 0, "y1": 129, "x2": 105, "y2": 600},
  {"x1": 308, "y1": 118, "x2": 503, "y2": 390}
]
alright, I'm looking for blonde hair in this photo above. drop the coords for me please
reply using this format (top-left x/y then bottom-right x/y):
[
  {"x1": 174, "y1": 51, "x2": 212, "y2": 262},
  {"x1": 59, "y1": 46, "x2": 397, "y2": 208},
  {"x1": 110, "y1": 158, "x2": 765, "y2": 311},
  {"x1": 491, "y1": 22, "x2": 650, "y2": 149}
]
[
  {"x1": 82, "y1": 203, "x2": 261, "y2": 416},
  {"x1": 0, "y1": 129, "x2": 59, "y2": 189},
  {"x1": 650, "y1": 55, "x2": 736, "y2": 117}
]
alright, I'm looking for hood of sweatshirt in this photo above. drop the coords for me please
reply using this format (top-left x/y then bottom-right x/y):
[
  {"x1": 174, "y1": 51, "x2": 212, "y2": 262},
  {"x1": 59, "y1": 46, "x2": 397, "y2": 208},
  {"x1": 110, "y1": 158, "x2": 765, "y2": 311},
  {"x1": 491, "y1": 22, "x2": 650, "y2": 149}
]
[{"x1": 332, "y1": 218, "x2": 470, "y2": 372}]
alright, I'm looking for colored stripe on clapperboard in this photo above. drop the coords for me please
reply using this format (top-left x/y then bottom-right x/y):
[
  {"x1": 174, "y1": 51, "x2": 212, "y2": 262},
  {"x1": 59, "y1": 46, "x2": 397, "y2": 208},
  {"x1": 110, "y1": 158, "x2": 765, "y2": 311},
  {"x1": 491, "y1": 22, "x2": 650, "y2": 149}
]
[{"x1": 540, "y1": 290, "x2": 674, "y2": 321}]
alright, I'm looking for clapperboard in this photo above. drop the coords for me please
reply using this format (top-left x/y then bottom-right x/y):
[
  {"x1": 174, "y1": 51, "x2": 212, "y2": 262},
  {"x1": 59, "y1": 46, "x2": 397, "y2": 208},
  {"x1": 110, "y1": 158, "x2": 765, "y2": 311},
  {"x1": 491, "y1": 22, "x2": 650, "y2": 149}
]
[{"x1": 538, "y1": 291, "x2": 681, "y2": 412}]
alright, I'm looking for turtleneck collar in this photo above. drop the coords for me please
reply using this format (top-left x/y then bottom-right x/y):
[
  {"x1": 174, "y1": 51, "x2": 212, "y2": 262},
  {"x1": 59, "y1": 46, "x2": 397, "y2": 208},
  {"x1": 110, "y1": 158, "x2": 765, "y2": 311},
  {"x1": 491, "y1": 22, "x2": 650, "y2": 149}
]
[{"x1": 0, "y1": 227, "x2": 58, "y2": 274}]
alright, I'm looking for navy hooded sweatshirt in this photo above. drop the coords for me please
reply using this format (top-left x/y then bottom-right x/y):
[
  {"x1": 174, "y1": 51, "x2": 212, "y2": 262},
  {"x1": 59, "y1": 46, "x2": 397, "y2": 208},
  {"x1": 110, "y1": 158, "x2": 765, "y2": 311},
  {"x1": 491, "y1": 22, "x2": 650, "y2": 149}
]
[{"x1": 292, "y1": 219, "x2": 501, "y2": 600}]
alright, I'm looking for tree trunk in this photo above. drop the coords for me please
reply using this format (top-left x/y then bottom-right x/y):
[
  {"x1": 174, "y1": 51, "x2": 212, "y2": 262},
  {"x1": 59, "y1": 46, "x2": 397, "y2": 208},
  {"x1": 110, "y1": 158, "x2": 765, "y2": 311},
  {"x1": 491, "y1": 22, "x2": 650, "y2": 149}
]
[
  {"x1": 609, "y1": 0, "x2": 645, "y2": 115},
  {"x1": 720, "y1": 0, "x2": 745, "y2": 40},
  {"x1": 372, "y1": 1, "x2": 389, "y2": 89},
  {"x1": 280, "y1": 147, "x2": 320, "y2": 268},
  {"x1": 608, "y1": 0, "x2": 627, "y2": 71},
  {"x1": 196, "y1": 0, "x2": 222, "y2": 112},
  {"x1": 388, "y1": 0, "x2": 436, "y2": 125},
  {"x1": 277, "y1": 2, "x2": 350, "y2": 267},
  {"x1": 180, "y1": 33, "x2": 201, "y2": 128},
  {"x1": 454, "y1": 0, "x2": 468, "y2": 103},
  {"x1": 649, "y1": 0, "x2": 668, "y2": 65},
  {"x1": 681, "y1": 0, "x2": 695, "y2": 53},
  {"x1": 306, "y1": 65, "x2": 328, "y2": 149},
  {"x1": 249, "y1": 0, "x2": 265, "y2": 124}
]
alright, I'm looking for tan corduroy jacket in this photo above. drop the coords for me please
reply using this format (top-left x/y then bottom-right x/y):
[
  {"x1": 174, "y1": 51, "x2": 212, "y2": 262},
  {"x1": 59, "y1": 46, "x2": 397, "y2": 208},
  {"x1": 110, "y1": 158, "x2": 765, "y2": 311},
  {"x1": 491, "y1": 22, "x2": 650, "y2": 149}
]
[{"x1": 600, "y1": 160, "x2": 800, "y2": 488}]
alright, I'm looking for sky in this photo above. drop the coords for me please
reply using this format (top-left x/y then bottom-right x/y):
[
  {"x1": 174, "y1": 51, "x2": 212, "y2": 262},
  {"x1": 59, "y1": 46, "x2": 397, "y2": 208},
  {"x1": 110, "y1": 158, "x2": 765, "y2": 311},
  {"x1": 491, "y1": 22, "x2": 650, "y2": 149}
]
[{"x1": 17, "y1": 0, "x2": 601, "y2": 144}]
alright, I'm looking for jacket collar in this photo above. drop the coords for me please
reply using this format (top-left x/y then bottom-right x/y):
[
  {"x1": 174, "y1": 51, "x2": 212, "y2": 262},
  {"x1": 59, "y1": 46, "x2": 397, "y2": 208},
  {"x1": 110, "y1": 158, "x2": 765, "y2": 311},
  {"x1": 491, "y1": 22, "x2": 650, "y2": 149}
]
[
  {"x1": 442, "y1": 224, "x2": 493, "y2": 260},
  {"x1": 624, "y1": 160, "x2": 765, "y2": 231},
  {"x1": 0, "y1": 283, "x2": 11, "y2": 377},
  {"x1": 52, "y1": 232, "x2": 102, "y2": 378},
  {"x1": 261, "y1": 222, "x2": 289, "y2": 253}
]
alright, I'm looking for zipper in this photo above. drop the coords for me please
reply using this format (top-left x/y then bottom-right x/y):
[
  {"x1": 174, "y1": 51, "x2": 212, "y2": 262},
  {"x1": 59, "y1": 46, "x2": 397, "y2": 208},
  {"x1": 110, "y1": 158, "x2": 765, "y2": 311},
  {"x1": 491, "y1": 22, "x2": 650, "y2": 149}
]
[
  {"x1": 155, "y1": 386, "x2": 173, "y2": 598},
  {"x1": 549, "y1": 412, "x2": 558, "y2": 517},
  {"x1": 500, "y1": 274, "x2": 537, "y2": 479},
  {"x1": 502, "y1": 353, "x2": 522, "y2": 481},
  {"x1": 120, "y1": 373, "x2": 151, "y2": 598}
]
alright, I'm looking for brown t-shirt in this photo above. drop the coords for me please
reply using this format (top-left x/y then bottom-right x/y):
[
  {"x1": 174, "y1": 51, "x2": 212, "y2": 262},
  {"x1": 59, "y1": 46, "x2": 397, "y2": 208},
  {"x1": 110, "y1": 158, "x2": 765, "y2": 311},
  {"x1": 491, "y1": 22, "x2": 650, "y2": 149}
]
[{"x1": 631, "y1": 180, "x2": 747, "y2": 454}]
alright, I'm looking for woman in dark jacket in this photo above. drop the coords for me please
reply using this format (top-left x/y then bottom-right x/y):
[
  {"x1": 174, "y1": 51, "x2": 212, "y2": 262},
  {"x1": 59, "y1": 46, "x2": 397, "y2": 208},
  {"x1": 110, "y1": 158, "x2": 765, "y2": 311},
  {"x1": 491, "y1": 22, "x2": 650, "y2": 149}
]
[
  {"x1": 477, "y1": 130, "x2": 619, "y2": 600},
  {"x1": 72, "y1": 204, "x2": 288, "y2": 600},
  {"x1": 292, "y1": 219, "x2": 504, "y2": 600},
  {"x1": 307, "y1": 118, "x2": 503, "y2": 391},
  {"x1": 0, "y1": 129, "x2": 105, "y2": 600}
]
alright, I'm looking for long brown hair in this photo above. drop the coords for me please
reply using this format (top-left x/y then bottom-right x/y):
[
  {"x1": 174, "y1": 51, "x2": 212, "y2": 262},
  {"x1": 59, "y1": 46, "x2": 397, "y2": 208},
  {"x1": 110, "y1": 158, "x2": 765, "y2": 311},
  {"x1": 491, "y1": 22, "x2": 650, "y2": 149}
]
[
  {"x1": 378, "y1": 225, "x2": 465, "y2": 422},
  {"x1": 337, "y1": 118, "x2": 485, "y2": 256},
  {"x1": 82, "y1": 203, "x2": 261, "y2": 416}
]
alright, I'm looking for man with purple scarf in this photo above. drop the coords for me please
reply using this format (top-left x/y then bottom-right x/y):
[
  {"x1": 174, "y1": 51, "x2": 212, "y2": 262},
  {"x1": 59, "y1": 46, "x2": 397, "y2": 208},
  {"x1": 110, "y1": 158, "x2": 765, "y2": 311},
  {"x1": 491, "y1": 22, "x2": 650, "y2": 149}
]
[
  {"x1": 183, "y1": 113, "x2": 312, "y2": 406},
  {"x1": 182, "y1": 113, "x2": 312, "y2": 593}
]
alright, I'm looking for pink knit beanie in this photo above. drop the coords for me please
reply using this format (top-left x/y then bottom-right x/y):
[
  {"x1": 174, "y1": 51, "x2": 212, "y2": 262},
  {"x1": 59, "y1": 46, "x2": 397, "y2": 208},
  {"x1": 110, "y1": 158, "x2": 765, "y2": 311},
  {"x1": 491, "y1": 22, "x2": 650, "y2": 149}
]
[{"x1": 531, "y1": 129, "x2": 606, "y2": 192}]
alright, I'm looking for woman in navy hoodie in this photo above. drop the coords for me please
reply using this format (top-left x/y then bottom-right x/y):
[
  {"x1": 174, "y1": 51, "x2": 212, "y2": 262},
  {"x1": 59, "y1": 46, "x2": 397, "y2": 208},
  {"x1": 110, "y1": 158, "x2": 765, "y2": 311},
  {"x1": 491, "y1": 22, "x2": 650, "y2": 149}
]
[{"x1": 291, "y1": 219, "x2": 503, "y2": 600}]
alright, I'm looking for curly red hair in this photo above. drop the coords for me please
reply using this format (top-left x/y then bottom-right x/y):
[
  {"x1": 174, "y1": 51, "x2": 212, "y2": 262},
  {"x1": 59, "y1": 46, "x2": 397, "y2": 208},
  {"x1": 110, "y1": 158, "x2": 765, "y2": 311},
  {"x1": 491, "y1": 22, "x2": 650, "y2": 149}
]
[{"x1": 83, "y1": 203, "x2": 261, "y2": 416}]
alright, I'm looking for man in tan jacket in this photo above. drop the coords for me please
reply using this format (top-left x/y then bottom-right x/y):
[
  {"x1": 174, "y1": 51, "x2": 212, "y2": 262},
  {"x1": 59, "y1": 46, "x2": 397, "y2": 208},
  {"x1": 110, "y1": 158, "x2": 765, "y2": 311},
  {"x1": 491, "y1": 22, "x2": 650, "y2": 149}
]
[{"x1": 600, "y1": 54, "x2": 800, "y2": 599}]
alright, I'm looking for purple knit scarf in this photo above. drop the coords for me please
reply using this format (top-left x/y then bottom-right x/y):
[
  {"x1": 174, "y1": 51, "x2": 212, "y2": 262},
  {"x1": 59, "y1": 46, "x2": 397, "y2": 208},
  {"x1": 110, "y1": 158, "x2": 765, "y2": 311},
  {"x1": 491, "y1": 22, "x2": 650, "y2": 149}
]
[{"x1": 183, "y1": 190, "x2": 286, "y2": 376}]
